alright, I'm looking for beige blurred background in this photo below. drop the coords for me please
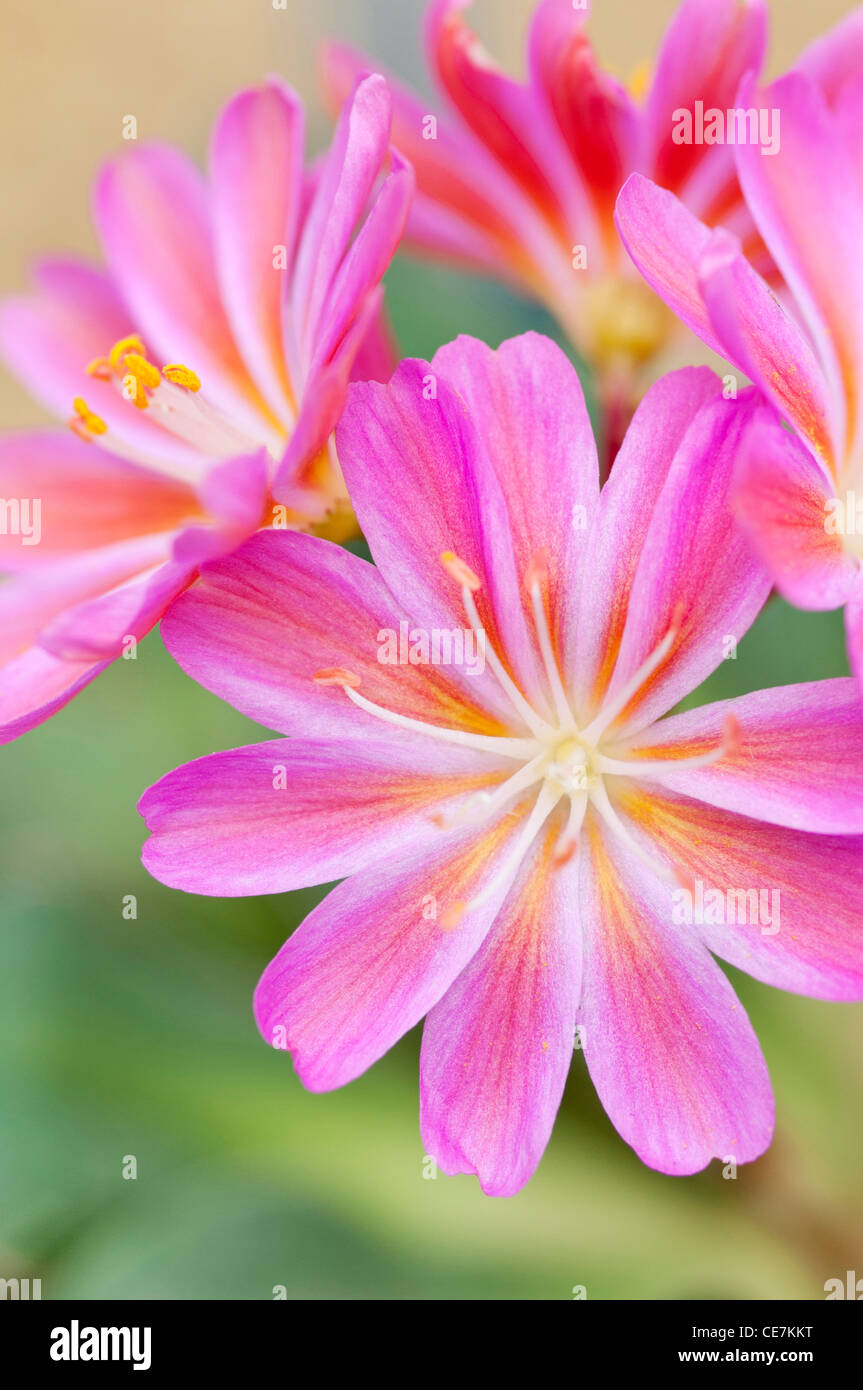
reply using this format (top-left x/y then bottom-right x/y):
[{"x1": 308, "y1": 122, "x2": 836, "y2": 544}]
[{"x1": 0, "y1": 0, "x2": 854, "y2": 428}]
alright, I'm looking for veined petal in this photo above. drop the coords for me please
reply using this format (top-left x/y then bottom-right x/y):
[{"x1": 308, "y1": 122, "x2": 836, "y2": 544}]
[
  {"x1": 0, "y1": 429, "x2": 202, "y2": 569},
  {"x1": 334, "y1": 350, "x2": 552, "y2": 722},
  {"x1": 618, "y1": 679, "x2": 863, "y2": 834},
  {"x1": 529, "y1": 0, "x2": 641, "y2": 238},
  {"x1": 735, "y1": 72, "x2": 863, "y2": 466},
  {"x1": 94, "y1": 144, "x2": 276, "y2": 442},
  {"x1": 578, "y1": 816, "x2": 774, "y2": 1175},
  {"x1": 572, "y1": 367, "x2": 728, "y2": 720},
  {"x1": 290, "y1": 74, "x2": 391, "y2": 363},
  {"x1": 646, "y1": 0, "x2": 767, "y2": 194},
  {"x1": 210, "y1": 77, "x2": 304, "y2": 423},
  {"x1": 141, "y1": 734, "x2": 515, "y2": 896},
  {"x1": 732, "y1": 414, "x2": 857, "y2": 611},
  {"x1": 161, "y1": 528, "x2": 511, "y2": 740},
  {"x1": 599, "y1": 389, "x2": 773, "y2": 737},
  {"x1": 320, "y1": 40, "x2": 553, "y2": 283},
  {"x1": 431, "y1": 332, "x2": 598, "y2": 696},
  {"x1": 420, "y1": 807, "x2": 580, "y2": 1196},
  {"x1": 253, "y1": 801, "x2": 542, "y2": 1091},
  {"x1": 698, "y1": 231, "x2": 839, "y2": 470},
  {"x1": 615, "y1": 174, "x2": 727, "y2": 357},
  {"x1": 612, "y1": 783, "x2": 863, "y2": 1002},
  {"x1": 0, "y1": 258, "x2": 207, "y2": 479},
  {"x1": 0, "y1": 645, "x2": 108, "y2": 745},
  {"x1": 425, "y1": 0, "x2": 596, "y2": 248}
]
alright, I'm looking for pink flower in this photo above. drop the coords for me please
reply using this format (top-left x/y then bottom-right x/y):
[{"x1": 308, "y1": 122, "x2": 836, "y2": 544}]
[
  {"x1": 321, "y1": 0, "x2": 862, "y2": 436},
  {"x1": 0, "y1": 74, "x2": 413, "y2": 742},
  {"x1": 615, "y1": 68, "x2": 863, "y2": 686},
  {"x1": 140, "y1": 332, "x2": 863, "y2": 1194}
]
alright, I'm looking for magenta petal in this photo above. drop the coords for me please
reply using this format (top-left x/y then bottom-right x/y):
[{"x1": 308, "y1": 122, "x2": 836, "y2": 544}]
[
  {"x1": 420, "y1": 821, "x2": 580, "y2": 1197},
  {"x1": 209, "y1": 77, "x2": 304, "y2": 422},
  {"x1": 614, "y1": 784, "x2": 863, "y2": 1002},
  {"x1": 161, "y1": 528, "x2": 506, "y2": 739},
  {"x1": 622, "y1": 679, "x2": 863, "y2": 834},
  {"x1": 140, "y1": 734, "x2": 515, "y2": 895},
  {"x1": 600, "y1": 388, "x2": 772, "y2": 736},
  {"x1": 732, "y1": 414, "x2": 856, "y2": 611},
  {"x1": 253, "y1": 809, "x2": 539, "y2": 1092},
  {"x1": 573, "y1": 366, "x2": 721, "y2": 718},
  {"x1": 0, "y1": 645, "x2": 108, "y2": 744},
  {"x1": 579, "y1": 821, "x2": 774, "y2": 1175},
  {"x1": 94, "y1": 143, "x2": 271, "y2": 440}
]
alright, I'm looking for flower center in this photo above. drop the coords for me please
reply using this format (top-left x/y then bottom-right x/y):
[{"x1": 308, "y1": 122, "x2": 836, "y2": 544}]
[{"x1": 314, "y1": 552, "x2": 738, "y2": 906}]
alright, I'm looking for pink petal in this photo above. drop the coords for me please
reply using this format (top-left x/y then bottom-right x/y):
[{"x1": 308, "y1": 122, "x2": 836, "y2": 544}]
[
  {"x1": 0, "y1": 429, "x2": 201, "y2": 569},
  {"x1": 425, "y1": 0, "x2": 596, "y2": 250},
  {"x1": 596, "y1": 387, "x2": 772, "y2": 736},
  {"x1": 161, "y1": 528, "x2": 509, "y2": 739},
  {"x1": 734, "y1": 72, "x2": 863, "y2": 465},
  {"x1": 796, "y1": 6, "x2": 863, "y2": 105},
  {"x1": 621, "y1": 678, "x2": 863, "y2": 834},
  {"x1": 613, "y1": 782, "x2": 863, "y2": 1002},
  {"x1": 698, "y1": 230, "x2": 839, "y2": 468},
  {"x1": 253, "y1": 805, "x2": 543, "y2": 1091},
  {"x1": 732, "y1": 413, "x2": 856, "y2": 610},
  {"x1": 140, "y1": 733, "x2": 515, "y2": 895},
  {"x1": 290, "y1": 74, "x2": 392, "y2": 362},
  {"x1": 646, "y1": 0, "x2": 767, "y2": 195},
  {"x1": 579, "y1": 817, "x2": 774, "y2": 1175},
  {"x1": 529, "y1": 0, "x2": 641, "y2": 237},
  {"x1": 94, "y1": 144, "x2": 274, "y2": 441},
  {"x1": 210, "y1": 77, "x2": 304, "y2": 423},
  {"x1": 420, "y1": 811, "x2": 580, "y2": 1196},
  {"x1": 0, "y1": 645, "x2": 108, "y2": 745},
  {"x1": 334, "y1": 347, "x2": 556, "y2": 722},
  {"x1": 0, "y1": 258, "x2": 206, "y2": 477}
]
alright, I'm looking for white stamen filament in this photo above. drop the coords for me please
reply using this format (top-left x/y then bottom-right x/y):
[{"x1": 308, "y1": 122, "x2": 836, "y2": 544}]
[
  {"x1": 588, "y1": 777, "x2": 678, "y2": 886},
  {"x1": 342, "y1": 684, "x2": 538, "y2": 760},
  {"x1": 529, "y1": 577, "x2": 576, "y2": 730},
  {"x1": 461, "y1": 585, "x2": 552, "y2": 738},
  {"x1": 581, "y1": 617, "x2": 681, "y2": 745},
  {"x1": 437, "y1": 751, "x2": 550, "y2": 829},
  {"x1": 447, "y1": 780, "x2": 562, "y2": 922}
]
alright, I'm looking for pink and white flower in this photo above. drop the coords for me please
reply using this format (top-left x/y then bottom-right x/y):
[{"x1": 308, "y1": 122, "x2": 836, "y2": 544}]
[
  {"x1": 615, "y1": 68, "x2": 863, "y2": 686},
  {"x1": 0, "y1": 74, "x2": 412, "y2": 742},
  {"x1": 140, "y1": 333, "x2": 863, "y2": 1194}
]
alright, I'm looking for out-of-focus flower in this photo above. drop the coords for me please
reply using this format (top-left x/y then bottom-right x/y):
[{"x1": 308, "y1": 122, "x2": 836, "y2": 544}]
[
  {"x1": 0, "y1": 74, "x2": 412, "y2": 742},
  {"x1": 322, "y1": 0, "x2": 863, "y2": 454},
  {"x1": 616, "y1": 70, "x2": 863, "y2": 686},
  {"x1": 140, "y1": 333, "x2": 863, "y2": 1194}
]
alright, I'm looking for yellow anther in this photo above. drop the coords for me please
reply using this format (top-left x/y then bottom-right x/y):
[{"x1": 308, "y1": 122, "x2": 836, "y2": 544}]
[
  {"x1": 162, "y1": 363, "x2": 201, "y2": 392},
  {"x1": 123, "y1": 353, "x2": 161, "y2": 389},
  {"x1": 122, "y1": 373, "x2": 149, "y2": 409},
  {"x1": 86, "y1": 357, "x2": 113, "y2": 381},
  {"x1": 70, "y1": 397, "x2": 107, "y2": 435},
  {"x1": 109, "y1": 334, "x2": 146, "y2": 368},
  {"x1": 440, "y1": 551, "x2": 481, "y2": 591}
]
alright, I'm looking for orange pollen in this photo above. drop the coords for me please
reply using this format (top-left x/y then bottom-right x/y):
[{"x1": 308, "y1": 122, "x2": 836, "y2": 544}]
[
  {"x1": 163, "y1": 363, "x2": 201, "y2": 392},
  {"x1": 552, "y1": 837, "x2": 578, "y2": 868},
  {"x1": 69, "y1": 397, "x2": 107, "y2": 437},
  {"x1": 312, "y1": 667, "x2": 361, "y2": 689},
  {"x1": 109, "y1": 334, "x2": 146, "y2": 368},
  {"x1": 86, "y1": 356, "x2": 113, "y2": 381},
  {"x1": 440, "y1": 550, "x2": 481, "y2": 591},
  {"x1": 723, "y1": 713, "x2": 742, "y2": 758},
  {"x1": 122, "y1": 373, "x2": 149, "y2": 410},
  {"x1": 124, "y1": 352, "x2": 161, "y2": 389},
  {"x1": 525, "y1": 551, "x2": 548, "y2": 591}
]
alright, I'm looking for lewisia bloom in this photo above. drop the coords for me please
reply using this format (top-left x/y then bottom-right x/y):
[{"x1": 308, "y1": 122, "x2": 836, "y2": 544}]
[
  {"x1": 616, "y1": 69, "x2": 863, "y2": 684},
  {"x1": 0, "y1": 74, "x2": 412, "y2": 742},
  {"x1": 322, "y1": 0, "x2": 861, "y2": 439},
  {"x1": 140, "y1": 333, "x2": 863, "y2": 1195}
]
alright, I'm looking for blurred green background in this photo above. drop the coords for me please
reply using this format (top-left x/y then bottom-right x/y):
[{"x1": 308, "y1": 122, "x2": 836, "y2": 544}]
[{"x1": 1, "y1": 0, "x2": 862, "y2": 1301}]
